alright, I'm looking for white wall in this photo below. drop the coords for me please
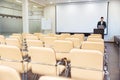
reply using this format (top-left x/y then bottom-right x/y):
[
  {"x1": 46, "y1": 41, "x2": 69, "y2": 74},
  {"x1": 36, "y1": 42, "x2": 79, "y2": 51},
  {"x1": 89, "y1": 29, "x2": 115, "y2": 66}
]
[
  {"x1": 43, "y1": 5, "x2": 55, "y2": 33},
  {"x1": 44, "y1": 1, "x2": 120, "y2": 41},
  {"x1": 104, "y1": 1, "x2": 120, "y2": 41}
]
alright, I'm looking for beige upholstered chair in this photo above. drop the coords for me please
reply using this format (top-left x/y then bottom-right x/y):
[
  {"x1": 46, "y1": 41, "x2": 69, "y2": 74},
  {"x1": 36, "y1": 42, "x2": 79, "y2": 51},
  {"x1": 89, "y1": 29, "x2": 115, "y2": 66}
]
[
  {"x1": 25, "y1": 35, "x2": 38, "y2": 40},
  {"x1": 29, "y1": 47, "x2": 65, "y2": 76},
  {"x1": 90, "y1": 34, "x2": 102, "y2": 38},
  {"x1": 81, "y1": 41, "x2": 104, "y2": 53},
  {"x1": 39, "y1": 76, "x2": 72, "y2": 80},
  {"x1": 87, "y1": 38, "x2": 104, "y2": 42},
  {"x1": 5, "y1": 38, "x2": 22, "y2": 49},
  {"x1": 0, "y1": 65, "x2": 21, "y2": 80},
  {"x1": 26, "y1": 40, "x2": 43, "y2": 48},
  {"x1": 0, "y1": 35, "x2": 5, "y2": 44},
  {"x1": 65, "y1": 38, "x2": 81, "y2": 48},
  {"x1": 88, "y1": 34, "x2": 102, "y2": 39},
  {"x1": 71, "y1": 34, "x2": 84, "y2": 41},
  {"x1": 70, "y1": 49, "x2": 104, "y2": 80},
  {"x1": 9, "y1": 35, "x2": 22, "y2": 44},
  {"x1": 53, "y1": 40, "x2": 73, "y2": 60},
  {"x1": 43, "y1": 37, "x2": 57, "y2": 47},
  {"x1": 0, "y1": 45, "x2": 25, "y2": 73},
  {"x1": 0, "y1": 45, "x2": 30, "y2": 80}
]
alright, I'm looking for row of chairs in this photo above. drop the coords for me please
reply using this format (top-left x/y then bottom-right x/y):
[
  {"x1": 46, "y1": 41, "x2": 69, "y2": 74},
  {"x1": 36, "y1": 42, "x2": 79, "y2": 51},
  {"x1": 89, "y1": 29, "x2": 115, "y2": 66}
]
[
  {"x1": 29, "y1": 47, "x2": 104, "y2": 80},
  {"x1": 0, "y1": 65, "x2": 71, "y2": 80},
  {"x1": 0, "y1": 33, "x2": 106, "y2": 80},
  {"x1": 0, "y1": 46, "x2": 104, "y2": 80}
]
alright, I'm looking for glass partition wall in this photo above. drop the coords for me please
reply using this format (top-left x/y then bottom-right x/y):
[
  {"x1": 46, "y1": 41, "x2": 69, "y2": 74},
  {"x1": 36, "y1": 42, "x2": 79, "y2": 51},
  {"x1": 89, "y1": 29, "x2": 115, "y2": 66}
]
[
  {"x1": 0, "y1": 0, "x2": 22, "y2": 36},
  {"x1": 28, "y1": 1, "x2": 44, "y2": 33}
]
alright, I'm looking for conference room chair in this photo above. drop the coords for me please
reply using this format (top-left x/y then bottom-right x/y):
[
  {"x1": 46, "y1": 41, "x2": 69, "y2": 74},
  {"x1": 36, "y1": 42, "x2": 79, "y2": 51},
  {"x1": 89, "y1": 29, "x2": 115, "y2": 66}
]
[
  {"x1": 61, "y1": 33, "x2": 71, "y2": 38},
  {"x1": 81, "y1": 41, "x2": 104, "y2": 53},
  {"x1": 53, "y1": 40, "x2": 74, "y2": 61},
  {"x1": 87, "y1": 38, "x2": 104, "y2": 42},
  {"x1": 22, "y1": 33, "x2": 33, "y2": 41},
  {"x1": 55, "y1": 35, "x2": 65, "y2": 40},
  {"x1": 39, "y1": 76, "x2": 72, "y2": 80},
  {"x1": 34, "y1": 33, "x2": 43, "y2": 38},
  {"x1": 0, "y1": 35, "x2": 5, "y2": 44},
  {"x1": 88, "y1": 34, "x2": 102, "y2": 39},
  {"x1": 70, "y1": 49, "x2": 104, "y2": 80},
  {"x1": 65, "y1": 38, "x2": 81, "y2": 48},
  {"x1": 71, "y1": 34, "x2": 84, "y2": 41},
  {"x1": 43, "y1": 37, "x2": 57, "y2": 47},
  {"x1": 26, "y1": 40, "x2": 43, "y2": 50},
  {"x1": 39, "y1": 35, "x2": 49, "y2": 41},
  {"x1": 12, "y1": 33, "x2": 22, "y2": 39},
  {"x1": 0, "y1": 65, "x2": 21, "y2": 80},
  {"x1": 81, "y1": 41, "x2": 109, "y2": 70},
  {"x1": 90, "y1": 34, "x2": 102, "y2": 38},
  {"x1": 5, "y1": 38, "x2": 22, "y2": 50},
  {"x1": 25, "y1": 35, "x2": 38, "y2": 40},
  {"x1": 0, "y1": 45, "x2": 29, "y2": 80},
  {"x1": 28, "y1": 47, "x2": 65, "y2": 76},
  {"x1": 9, "y1": 35, "x2": 22, "y2": 45},
  {"x1": 47, "y1": 33, "x2": 55, "y2": 37}
]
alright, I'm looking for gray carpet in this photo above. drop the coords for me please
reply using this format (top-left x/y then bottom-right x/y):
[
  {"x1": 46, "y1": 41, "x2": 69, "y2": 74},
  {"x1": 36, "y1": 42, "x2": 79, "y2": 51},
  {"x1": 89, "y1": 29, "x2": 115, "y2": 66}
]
[{"x1": 105, "y1": 43, "x2": 120, "y2": 80}]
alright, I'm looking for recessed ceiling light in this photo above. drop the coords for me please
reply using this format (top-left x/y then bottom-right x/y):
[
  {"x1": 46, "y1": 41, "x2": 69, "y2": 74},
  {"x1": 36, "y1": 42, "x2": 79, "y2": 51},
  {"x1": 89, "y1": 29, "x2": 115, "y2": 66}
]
[{"x1": 50, "y1": 1, "x2": 53, "y2": 4}]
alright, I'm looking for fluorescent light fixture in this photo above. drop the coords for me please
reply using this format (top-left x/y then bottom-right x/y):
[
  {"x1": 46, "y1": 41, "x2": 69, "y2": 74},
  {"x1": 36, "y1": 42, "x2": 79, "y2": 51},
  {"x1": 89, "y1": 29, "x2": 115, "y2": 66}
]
[
  {"x1": 33, "y1": 5, "x2": 38, "y2": 8},
  {"x1": 16, "y1": 0, "x2": 22, "y2": 3},
  {"x1": 68, "y1": 0, "x2": 72, "y2": 2}
]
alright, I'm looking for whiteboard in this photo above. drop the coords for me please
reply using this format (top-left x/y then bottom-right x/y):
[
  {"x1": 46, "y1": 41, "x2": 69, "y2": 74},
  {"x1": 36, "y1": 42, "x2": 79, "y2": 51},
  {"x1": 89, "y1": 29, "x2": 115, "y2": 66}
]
[
  {"x1": 41, "y1": 18, "x2": 51, "y2": 30},
  {"x1": 56, "y1": 2, "x2": 108, "y2": 34}
]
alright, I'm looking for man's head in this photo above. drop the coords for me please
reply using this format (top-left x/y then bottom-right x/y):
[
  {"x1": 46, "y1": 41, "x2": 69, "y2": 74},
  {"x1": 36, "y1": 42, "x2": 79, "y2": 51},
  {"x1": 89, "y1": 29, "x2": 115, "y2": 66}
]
[{"x1": 101, "y1": 17, "x2": 104, "y2": 21}]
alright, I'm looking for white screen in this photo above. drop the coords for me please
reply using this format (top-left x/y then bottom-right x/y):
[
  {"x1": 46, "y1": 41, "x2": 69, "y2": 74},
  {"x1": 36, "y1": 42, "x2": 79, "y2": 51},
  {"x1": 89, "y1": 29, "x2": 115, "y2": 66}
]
[{"x1": 56, "y1": 2, "x2": 108, "y2": 33}]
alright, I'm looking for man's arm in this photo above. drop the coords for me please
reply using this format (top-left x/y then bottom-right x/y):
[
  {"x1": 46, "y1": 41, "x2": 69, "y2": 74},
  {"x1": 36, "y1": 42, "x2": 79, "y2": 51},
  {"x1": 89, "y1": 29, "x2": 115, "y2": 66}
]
[{"x1": 104, "y1": 21, "x2": 106, "y2": 28}]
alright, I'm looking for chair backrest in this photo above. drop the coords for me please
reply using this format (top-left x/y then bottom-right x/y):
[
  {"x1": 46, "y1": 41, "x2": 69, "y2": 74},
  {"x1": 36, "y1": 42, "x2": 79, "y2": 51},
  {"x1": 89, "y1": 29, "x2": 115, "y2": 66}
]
[
  {"x1": 0, "y1": 45, "x2": 24, "y2": 73},
  {"x1": 26, "y1": 35, "x2": 38, "y2": 40},
  {"x1": 90, "y1": 34, "x2": 102, "y2": 38},
  {"x1": 70, "y1": 49, "x2": 104, "y2": 80},
  {"x1": 34, "y1": 33, "x2": 43, "y2": 39},
  {"x1": 88, "y1": 34, "x2": 102, "y2": 39},
  {"x1": 0, "y1": 65, "x2": 21, "y2": 80},
  {"x1": 26, "y1": 40, "x2": 43, "y2": 47},
  {"x1": 53, "y1": 40, "x2": 73, "y2": 53},
  {"x1": 43, "y1": 37, "x2": 57, "y2": 47},
  {"x1": 39, "y1": 76, "x2": 72, "y2": 80},
  {"x1": 9, "y1": 35, "x2": 22, "y2": 44},
  {"x1": 70, "y1": 49, "x2": 103, "y2": 70},
  {"x1": 71, "y1": 34, "x2": 84, "y2": 41},
  {"x1": 12, "y1": 33, "x2": 22, "y2": 39},
  {"x1": 29, "y1": 47, "x2": 57, "y2": 75},
  {"x1": 81, "y1": 41, "x2": 104, "y2": 53},
  {"x1": 47, "y1": 33, "x2": 55, "y2": 37},
  {"x1": 6, "y1": 38, "x2": 22, "y2": 49},
  {"x1": 0, "y1": 35, "x2": 5, "y2": 44},
  {"x1": 87, "y1": 38, "x2": 104, "y2": 42},
  {"x1": 65, "y1": 38, "x2": 81, "y2": 48}
]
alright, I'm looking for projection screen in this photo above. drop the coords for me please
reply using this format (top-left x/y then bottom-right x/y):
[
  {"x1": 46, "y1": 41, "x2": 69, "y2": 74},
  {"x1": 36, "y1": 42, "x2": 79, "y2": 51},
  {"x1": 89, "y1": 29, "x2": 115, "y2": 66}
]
[{"x1": 56, "y1": 2, "x2": 108, "y2": 34}]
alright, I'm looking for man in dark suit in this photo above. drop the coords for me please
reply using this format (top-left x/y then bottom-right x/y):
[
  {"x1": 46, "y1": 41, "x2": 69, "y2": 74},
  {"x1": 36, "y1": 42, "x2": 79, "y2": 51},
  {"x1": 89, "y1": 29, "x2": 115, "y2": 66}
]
[{"x1": 97, "y1": 17, "x2": 106, "y2": 29}]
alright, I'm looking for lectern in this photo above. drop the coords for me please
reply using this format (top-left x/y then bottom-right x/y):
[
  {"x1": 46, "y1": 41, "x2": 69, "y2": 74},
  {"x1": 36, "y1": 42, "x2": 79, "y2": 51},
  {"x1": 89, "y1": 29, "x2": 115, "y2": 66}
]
[{"x1": 94, "y1": 29, "x2": 104, "y2": 39}]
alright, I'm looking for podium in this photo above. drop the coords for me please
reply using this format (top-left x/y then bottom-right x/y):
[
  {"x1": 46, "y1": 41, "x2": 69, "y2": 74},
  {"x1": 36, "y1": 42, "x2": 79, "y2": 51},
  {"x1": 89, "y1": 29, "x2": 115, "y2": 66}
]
[{"x1": 94, "y1": 29, "x2": 104, "y2": 39}]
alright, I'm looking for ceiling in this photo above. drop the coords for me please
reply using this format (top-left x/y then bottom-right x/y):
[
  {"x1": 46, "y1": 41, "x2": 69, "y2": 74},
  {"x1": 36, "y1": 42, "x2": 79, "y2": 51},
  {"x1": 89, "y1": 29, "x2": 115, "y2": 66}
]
[
  {"x1": 30, "y1": 0, "x2": 111, "y2": 6},
  {"x1": 2, "y1": 0, "x2": 118, "y2": 7}
]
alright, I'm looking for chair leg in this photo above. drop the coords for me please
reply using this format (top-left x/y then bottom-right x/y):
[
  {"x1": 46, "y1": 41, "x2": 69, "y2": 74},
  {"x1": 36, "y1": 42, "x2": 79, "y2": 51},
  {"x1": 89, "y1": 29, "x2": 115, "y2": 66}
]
[{"x1": 104, "y1": 71, "x2": 110, "y2": 80}]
